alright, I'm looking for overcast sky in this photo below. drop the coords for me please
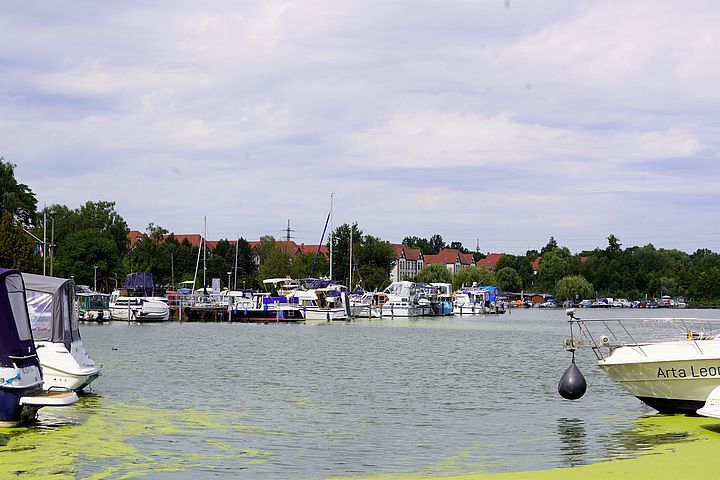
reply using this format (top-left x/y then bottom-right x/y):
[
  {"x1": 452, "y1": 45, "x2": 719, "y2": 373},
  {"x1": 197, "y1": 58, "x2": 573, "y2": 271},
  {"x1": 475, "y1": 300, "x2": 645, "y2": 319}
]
[{"x1": 3, "y1": 1, "x2": 720, "y2": 254}]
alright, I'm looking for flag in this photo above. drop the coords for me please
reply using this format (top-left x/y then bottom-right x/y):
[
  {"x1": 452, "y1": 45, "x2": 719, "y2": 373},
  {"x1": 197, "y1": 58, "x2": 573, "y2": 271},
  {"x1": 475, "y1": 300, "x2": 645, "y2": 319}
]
[{"x1": 34, "y1": 244, "x2": 43, "y2": 257}]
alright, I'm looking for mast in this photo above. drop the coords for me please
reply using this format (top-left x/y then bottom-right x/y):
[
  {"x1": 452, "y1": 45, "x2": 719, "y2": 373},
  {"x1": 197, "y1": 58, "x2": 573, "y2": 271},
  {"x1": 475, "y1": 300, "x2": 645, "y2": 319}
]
[
  {"x1": 349, "y1": 224, "x2": 352, "y2": 290},
  {"x1": 42, "y1": 206, "x2": 47, "y2": 275},
  {"x1": 233, "y1": 232, "x2": 239, "y2": 290},
  {"x1": 203, "y1": 216, "x2": 207, "y2": 289},
  {"x1": 329, "y1": 193, "x2": 334, "y2": 280}
]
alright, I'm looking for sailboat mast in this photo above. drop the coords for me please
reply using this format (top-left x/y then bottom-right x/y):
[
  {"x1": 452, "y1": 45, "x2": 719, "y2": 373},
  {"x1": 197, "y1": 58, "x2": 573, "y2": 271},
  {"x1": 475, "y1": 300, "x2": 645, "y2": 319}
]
[
  {"x1": 349, "y1": 225, "x2": 352, "y2": 291},
  {"x1": 203, "y1": 216, "x2": 207, "y2": 288},
  {"x1": 233, "y1": 232, "x2": 239, "y2": 290},
  {"x1": 329, "y1": 193, "x2": 334, "y2": 280}
]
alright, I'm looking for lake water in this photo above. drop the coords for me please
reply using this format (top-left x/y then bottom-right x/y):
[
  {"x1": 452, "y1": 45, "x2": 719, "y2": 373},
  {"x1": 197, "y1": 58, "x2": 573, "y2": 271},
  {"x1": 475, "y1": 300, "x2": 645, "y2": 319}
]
[{"x1": 4, "y1": 308, "x2": 719, "y2": 479}]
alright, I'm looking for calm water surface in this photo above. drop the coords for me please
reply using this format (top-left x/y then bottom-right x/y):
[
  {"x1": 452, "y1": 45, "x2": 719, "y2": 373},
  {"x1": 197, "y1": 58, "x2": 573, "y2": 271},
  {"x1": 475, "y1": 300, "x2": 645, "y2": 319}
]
[{"x1": 4, "y1": 308, "x2": 720, "y2": 479}]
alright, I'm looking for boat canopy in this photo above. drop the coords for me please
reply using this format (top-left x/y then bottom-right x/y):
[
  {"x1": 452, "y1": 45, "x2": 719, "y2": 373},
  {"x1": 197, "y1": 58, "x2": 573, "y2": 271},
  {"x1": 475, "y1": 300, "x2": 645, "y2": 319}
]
[
  {"x1": 124, "y1": 272, "x2": 162, "y2": 296},
  {"x1": 22, "y1": 273, "x2": 81, "y2": 350},
  {"x1": 0, "y1": 269, "x2": 41, "y2": 369}
]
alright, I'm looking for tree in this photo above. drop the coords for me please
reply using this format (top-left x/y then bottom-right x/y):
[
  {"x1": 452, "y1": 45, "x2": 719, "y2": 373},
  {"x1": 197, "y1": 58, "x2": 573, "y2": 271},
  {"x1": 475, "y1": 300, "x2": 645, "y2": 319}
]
[
  {"x1": 125, "y1": 223, "x2": 171, "y2": 283},
  {"x1": 0, "y1": 158, "x2": 37, "y2": 226},
  {"x1": 415, "y1": 263, "x2": 453, "y2": 284},
  {"x1": 555, "y1": 275, "x2": 594, "y2": 301},
  {"x1": 453, "y1": 266, "x2": 496, "y2": 290},
  {"x1": 55, "y1": 228, "x2": 121, "y2": 287},
  {"x1": 429, "y1": 234, "x2": 445, "y2": 254},
  {"x1": 330, "y1": 223, "x2": 362, "y2": 285},
  {"x1": 355, "y1": 235, "x2": 395, "y2": 291},
  {"x1": 541, "y1": 237, "x2": 558, "y2": 255},
  {"x1": 449, "y1": 241, "x2": 469, "y2": 254},
  {"x1": 496, "y1": 267, "x2": 522, "y2": 292},
  {"x1": 0, "y1": 211, "x2": 39, "y2": 272},
  {"x1": 536, "y1": 247, "x2": 573, "y2": 292},
  {"x1": 257, "y1": 244, "x2": 290, "y2": 281}
]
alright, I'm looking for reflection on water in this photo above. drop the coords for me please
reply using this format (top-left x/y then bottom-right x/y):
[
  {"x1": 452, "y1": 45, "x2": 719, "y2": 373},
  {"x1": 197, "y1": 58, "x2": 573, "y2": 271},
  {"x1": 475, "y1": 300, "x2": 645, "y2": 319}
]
[
  {"x1": 2, "y1": 309, "x2": 720, "y2": 479},
  {"x1": 602, "y1": 415, "x2": 695, "y2": 460},
  {"x1": 556, "y1": 418, "x2": 588, "y2": 467}
]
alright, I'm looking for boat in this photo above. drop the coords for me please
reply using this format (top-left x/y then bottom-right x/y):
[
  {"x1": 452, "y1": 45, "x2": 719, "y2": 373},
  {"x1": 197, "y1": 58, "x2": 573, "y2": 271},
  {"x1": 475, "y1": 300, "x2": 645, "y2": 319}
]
[
  {"x1": 110, "y1": 294, "x2": 170, "y2": 322},
  {"x1": 230, "y1": 293, "x2": 305, "y2": 323},
  {"x1": 0, "y1": 268, "x2": 78, "y2": 426},
  {"x1": 75, "y1": 285, "x2": 111, "y2": 322},
  {"x1": 292, "y1": 282, "x2": 350, "y2": 324},
  {"x1": 561, "y1": 308, "x2": 720, "y2": 414},
  {"x1": 109, "y1": 272, "x2": 170, "y2": 322},
  {"x1": 453, "y1": 288, "x2": 487, "y2": 315},
  {"x1": 381, "y1": 281, "x2": 422, "y2": 317},
  {"x1": 23, "y1": 273, "x2": 102, "y2": 391},
  {"x1": 350, "y1": 292, "x2": 388, "y2": 318},
  {"x1": 430, "y1": 283, "x2": 454, "y2": 316}
]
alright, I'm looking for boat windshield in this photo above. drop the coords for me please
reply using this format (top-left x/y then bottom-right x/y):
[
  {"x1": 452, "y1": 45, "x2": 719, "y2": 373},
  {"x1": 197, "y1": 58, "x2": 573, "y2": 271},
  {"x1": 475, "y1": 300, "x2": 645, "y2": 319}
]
[
  {"x1": 26, "y1": 290, "x2": 53, "y2": 341},
  {"x1": 6, "y1": 274, "x2": 32, "y2": 341}
]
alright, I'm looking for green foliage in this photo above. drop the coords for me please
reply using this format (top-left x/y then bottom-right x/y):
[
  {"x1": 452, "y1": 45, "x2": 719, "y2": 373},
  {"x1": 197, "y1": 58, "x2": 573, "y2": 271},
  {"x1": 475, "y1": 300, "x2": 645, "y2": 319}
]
[
  {"x1": 402, "y1": 234, "x2": 446, "y2": 254},
  {"x1": 0, "y1": 211, "x2": 39, "y2": 272},
  {"x1": 496, "y1": 267, "x2": 522, "y2": 292},
  {"x1": 125, "y1": 224, "x2": 171, "y2": 283},
  {"x1": 257, "y1": 241, "x2": 290, "y2": 281},
  {"x1": 497, "y1": 255, "x2": 534, "y2": 289},
  {"x1": 453, "y1": 266, "x2": 496, "y2": 290},
  {"x1": 0, "y1": 158, "x2": 37, "y2": 226},
  {"x1": 55, "y1": 228, "x2": 121, "y2": 287},
  {"x1": 555, "y1": 275, "x2": 594, "y2": 301},
  {"x1": 330, "y1": 223, "x2": 362, "y2": 285},
  {"x1": 415, "y1": 263, "x2": 453, "y2": 284},
  {"x1": 355, "y1": 235, "x2": 395, "y2": 291}
]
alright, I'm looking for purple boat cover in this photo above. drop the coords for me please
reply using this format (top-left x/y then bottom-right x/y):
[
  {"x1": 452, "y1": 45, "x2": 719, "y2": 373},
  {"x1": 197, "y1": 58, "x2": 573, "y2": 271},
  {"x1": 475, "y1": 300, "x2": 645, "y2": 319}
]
[{"x1": 0, "y1": 268, "x2": 40, "y2": 369}]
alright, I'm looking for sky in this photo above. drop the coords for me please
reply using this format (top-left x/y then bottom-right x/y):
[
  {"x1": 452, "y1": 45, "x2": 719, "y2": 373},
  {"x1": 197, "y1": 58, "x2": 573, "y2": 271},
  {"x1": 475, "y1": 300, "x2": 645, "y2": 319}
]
[{"x1": 3, "y1": 1, "x2": 720, "y2": 255}]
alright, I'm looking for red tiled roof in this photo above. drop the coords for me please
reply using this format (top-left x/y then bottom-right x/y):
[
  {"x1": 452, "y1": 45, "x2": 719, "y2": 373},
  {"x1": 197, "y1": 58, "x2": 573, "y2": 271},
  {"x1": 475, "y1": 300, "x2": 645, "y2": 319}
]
[
  {"x1": 425, "y1": 248, "x2": 466, "y2": 265},
  {"x1": 128, "y1": 230, "x2": 144, "y2": 248},
  {"x1": 459, "y1": 252, "x2": 474, "y2": 265},
  {"x1": 298, "y1": 244, "x2": 329, "y2": 257},
  {"x1": 391, "y1": 244, "x2": 423, "y2": 261},
  {"x1": 167, "y1": 234, "x2": 204, "y2": 248},
  {"x1": 476, "y1": 253, "x2": 505, "y2": 269},
  {"x1": 531, "y1": 256, "x2": 541, "y2": 271}
]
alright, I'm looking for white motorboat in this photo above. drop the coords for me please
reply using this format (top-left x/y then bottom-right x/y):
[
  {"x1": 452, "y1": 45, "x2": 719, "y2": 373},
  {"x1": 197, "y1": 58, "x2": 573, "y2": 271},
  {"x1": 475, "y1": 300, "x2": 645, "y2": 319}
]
[
  {"x1": 22, "y1": 273, "x2": 102, "y2": 392},
  {"x1": 381, "y1": 281, "x2": 423, "y2": 317},
  {"x1": 0, "y1": 268, "x2": 78, "y2": 426},
  {"x1": 562, "y1": 309, "x2": 720, "y2": 414},
  {"x1": 292, "y1": 288, "x2": 349, "y2": 324},
  {"x1": 109, "y1": 292, "x2": 170, "y2": 322}
]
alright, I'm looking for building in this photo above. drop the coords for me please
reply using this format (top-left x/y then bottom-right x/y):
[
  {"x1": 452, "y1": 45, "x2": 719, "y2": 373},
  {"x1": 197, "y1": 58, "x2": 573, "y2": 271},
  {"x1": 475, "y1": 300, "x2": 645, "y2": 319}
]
[
  {"x1": 424, "y1": 248, "x2": 474, "y2": 274},
  {"x1": 390, "y1": 244, "x2": 424, "y2": 282},
  {"x1": 476, "y1": 253, "x2": 505, "y2": 270}
]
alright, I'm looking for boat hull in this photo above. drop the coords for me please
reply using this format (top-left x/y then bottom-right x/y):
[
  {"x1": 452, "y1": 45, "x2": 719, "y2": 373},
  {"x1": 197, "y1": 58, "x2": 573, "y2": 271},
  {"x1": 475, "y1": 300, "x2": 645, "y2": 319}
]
[
  {"x1": 231, "y1": 308, "x2": 305, "y2": 323},
  {"x1": 598, "y1": 341, "x2": 720, "y2": 414}
]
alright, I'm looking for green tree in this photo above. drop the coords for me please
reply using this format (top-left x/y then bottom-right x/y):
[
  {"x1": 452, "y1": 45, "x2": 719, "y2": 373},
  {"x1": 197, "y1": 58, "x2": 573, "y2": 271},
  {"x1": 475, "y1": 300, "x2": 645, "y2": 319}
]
[
  {"x1": 453, "y1": 266, "x2": 496, "y2": 290},
  {"x1": 355, "y1": 235, "x2": 395, "y2": 291},
  {"x1": 55, "y1": 228, "x2": 121, "y2": 287},
  {"x1": 125, "y1": 224, "x2": 171, "y2": 283},
  {"x1": 257, "y1": 244, "x2": 291, "y2": 281},
  {"x1": 496, "y1": 267, "x2": 522, "y2": 292},
  {"x1": 330, "y1": 223, "x2": 362, "y2": 285},
  {"x1": 0, "y1": 211, "x2": 39, "y2": 272},
  {"x1": 0, "y1": 158, "x2": 37, "y2": 226},
  {"x1": 555, "y1": 275, "x2": 594, "y2": 301},
  {"x1": 415, "y1": 263, "x2": 453, "y2": 284}
]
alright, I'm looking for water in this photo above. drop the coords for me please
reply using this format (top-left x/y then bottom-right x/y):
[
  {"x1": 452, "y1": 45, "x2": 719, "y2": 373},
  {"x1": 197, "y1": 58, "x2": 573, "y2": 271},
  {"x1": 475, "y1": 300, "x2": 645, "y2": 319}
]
[{"x1": 4, "y1": 308, "x2": 720, "y2": 479}]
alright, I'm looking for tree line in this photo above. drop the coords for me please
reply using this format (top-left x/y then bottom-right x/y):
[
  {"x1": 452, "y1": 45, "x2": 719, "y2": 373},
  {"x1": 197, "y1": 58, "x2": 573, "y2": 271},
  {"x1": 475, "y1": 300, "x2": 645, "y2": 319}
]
[{"x1": 3, "y1": 157, "x2": 720, "y2": 303}]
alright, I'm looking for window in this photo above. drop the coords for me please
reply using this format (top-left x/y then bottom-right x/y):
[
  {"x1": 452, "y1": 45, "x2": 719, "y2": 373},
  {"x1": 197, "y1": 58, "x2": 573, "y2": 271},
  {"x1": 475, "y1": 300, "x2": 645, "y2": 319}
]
[
  {"x1": 6, "y1": 274, "x2": 33, "y2": 341},
  {"x1": 26, "y1": 290, "x2": 53, "y2": 340}
]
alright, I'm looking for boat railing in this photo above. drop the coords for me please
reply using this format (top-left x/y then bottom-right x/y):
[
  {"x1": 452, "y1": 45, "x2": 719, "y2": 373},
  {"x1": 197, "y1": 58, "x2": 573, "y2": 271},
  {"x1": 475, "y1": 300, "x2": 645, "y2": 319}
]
[{"x1": 564, "y1": 309, "x2": 720, "y2": 361}]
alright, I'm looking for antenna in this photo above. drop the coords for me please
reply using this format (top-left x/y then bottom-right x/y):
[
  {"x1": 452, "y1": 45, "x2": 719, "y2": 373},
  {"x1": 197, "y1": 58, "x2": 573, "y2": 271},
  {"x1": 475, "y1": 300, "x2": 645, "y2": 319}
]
[{"x1": 284, "y1": 219, "x2": 295, "y2": 243}]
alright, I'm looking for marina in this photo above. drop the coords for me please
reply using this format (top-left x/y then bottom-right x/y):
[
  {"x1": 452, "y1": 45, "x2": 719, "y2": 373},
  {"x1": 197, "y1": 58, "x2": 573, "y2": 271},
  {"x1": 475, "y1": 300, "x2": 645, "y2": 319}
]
[{"x1": 3, "y1": 308, "x2": 720, "y2": 478}]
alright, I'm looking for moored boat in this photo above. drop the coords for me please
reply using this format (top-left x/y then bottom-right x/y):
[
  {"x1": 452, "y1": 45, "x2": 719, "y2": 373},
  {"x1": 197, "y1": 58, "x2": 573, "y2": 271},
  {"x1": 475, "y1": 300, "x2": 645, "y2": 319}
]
[
  {"x1": 0, "y1": 268, "x2": 77, "y2": 426},
  {"x1": 23, "y1": 273, "x2": 102, "y2": 391},
  {"x1": 561, "y1": 308, "x2": 720, "y2": 414}
]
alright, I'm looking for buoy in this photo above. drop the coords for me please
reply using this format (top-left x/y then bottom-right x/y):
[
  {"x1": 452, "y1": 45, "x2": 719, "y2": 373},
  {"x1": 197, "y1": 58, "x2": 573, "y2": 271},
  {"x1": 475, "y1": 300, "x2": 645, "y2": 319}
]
[
  {"x1": 112, "y1": 347, "x2": 118, "y2": 351},
  {"x1": 558, "y1": 360, "x2": 587, "y2": 400}
]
